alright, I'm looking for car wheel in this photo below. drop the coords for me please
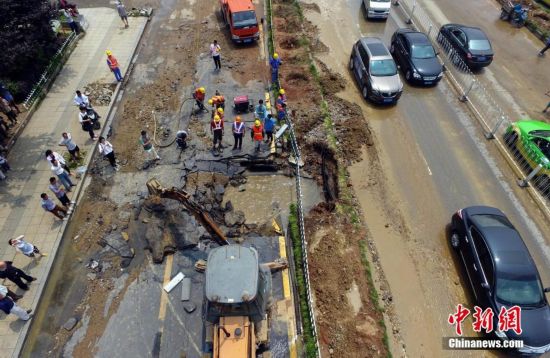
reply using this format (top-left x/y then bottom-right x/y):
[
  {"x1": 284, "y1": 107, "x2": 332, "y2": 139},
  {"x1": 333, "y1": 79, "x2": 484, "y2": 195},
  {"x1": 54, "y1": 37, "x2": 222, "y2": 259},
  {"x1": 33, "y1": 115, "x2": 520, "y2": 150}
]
[
  {"x1": 405, "y1": 70, "x2": 412, "y2": 82},
  {"x1": 503, "y1": 131, "x2": 518, "y2": 148},
  {"x1": 362, "y1": 86, "x2": 368, "y2": 100},
  {"x1": 450, "y1": 231, "x2": 460, "y2": 250},
  {"x1": 390, "y1": 44, "x2": 395, "y2": 54},
  {"x1": 349, "y1": 57, "x2": 354, "y2": 70}
]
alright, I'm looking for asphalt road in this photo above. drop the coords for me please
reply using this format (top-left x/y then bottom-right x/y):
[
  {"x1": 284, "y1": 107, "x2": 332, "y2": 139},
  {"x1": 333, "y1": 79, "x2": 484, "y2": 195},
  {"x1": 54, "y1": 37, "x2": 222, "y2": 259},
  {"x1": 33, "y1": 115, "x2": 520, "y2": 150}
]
[{"x1": 304, "y1": 0, "x2": 550, "y2": 356}]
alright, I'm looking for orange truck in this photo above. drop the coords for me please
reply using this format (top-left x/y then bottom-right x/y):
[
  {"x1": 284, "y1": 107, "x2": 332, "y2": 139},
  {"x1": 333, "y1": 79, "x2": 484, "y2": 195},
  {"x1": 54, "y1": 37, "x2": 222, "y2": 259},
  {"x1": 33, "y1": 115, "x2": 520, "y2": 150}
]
[{"x1": 220, "y1": 0, "x2": 260, "y2": 43}]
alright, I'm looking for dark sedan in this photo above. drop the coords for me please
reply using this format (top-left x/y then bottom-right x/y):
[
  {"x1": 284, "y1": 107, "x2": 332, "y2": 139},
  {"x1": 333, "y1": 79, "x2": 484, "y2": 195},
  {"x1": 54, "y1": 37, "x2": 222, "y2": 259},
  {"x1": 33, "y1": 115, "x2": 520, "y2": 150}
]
[
  {"x1": 437, "y1": 24, "x2": 494, "y2": 70},
  {"x1": 390, "y1": 29, "x2": 443, "y2": 85},
  {"x1": 450, "y1": 206, "x2": 550, "y2": 355}
]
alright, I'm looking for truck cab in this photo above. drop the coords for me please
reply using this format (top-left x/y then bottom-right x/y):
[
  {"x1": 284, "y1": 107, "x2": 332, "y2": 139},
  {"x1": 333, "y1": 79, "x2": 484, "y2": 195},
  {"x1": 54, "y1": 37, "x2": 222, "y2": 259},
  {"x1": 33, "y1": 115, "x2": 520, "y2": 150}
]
[{"x1": 220, "y1": 0, "x2": 260, "y2": 43}]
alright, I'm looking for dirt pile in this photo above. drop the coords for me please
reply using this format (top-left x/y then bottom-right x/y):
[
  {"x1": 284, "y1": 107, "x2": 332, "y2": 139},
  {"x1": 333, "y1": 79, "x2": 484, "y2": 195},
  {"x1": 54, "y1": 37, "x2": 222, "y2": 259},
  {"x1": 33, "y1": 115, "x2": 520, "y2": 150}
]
[{"x1": 83, "y1": 82, "x2": 116, "y2": 106}]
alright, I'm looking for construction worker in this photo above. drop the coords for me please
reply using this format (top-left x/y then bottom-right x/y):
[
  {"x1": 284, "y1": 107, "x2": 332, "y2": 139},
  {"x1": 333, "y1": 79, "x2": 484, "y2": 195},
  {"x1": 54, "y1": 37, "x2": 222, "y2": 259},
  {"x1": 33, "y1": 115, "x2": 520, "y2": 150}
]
[
  {"x1": 254, "y1": 99, "x2": 267, "y2": 121},
  {"x1": 264, "y1": 114, "x2": 276, "y2": 144},
  {"x1": 105, "y1": 50, "x2": 123, "y2": 82},
  {"x1": 193, "y1": 87, "x2": 206, "y2": 112},
  {"x1": 232, "y1": 116, "x2": 245, "y2": 151},
  {"x1": 277, "y1": 88, "x2": 287, "y2": 106},
  {"x1": 270, "y1": 53, "x2": 282, "y2": 85},
  {"x1": 210, "y1": 114, "x2": 224, "y2": 152},
  {"x1": 251, "y1": 119, "x2": 264, "y2": 152},
  {"x1": 210, "y1": 93, "x2": 225, "y2": 111},
  {"x1": 277, "y1": 102, "x2": 287, "y2": 122},
  {"x1": 216, "y1": 107, "x2": 224, "y2": 121}
]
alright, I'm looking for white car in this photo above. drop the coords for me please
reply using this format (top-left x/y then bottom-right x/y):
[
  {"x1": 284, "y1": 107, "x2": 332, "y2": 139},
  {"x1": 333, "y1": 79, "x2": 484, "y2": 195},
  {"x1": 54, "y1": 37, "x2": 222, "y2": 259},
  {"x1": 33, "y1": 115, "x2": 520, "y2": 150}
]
[{"x1": 364, "y1": 0, "x2": 391, "y2": 20}]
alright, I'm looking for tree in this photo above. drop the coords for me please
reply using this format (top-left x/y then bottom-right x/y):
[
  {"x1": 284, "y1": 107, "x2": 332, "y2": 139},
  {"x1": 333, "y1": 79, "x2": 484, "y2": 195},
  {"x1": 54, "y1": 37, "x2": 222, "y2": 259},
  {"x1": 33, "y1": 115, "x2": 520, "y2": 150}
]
[{"x1": 0, "y1": 0, "x2": 57, "y2": 99}]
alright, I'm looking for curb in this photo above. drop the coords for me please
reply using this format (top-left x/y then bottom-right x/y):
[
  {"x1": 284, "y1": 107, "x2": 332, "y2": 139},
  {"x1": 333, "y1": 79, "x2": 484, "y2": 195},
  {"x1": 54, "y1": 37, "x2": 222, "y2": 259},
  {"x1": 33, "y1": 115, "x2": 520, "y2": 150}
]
[{"x1": 11, "y1": 15, "x2": 151, "y2": 358}]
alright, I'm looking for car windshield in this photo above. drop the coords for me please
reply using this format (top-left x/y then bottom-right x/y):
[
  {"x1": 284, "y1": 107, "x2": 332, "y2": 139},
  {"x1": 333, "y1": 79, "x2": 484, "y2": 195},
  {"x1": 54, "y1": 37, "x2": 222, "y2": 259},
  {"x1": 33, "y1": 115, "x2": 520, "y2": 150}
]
[
  {"x1": 411, "y1": 44, "x2": 436, "y2": 59},
  {"x1": 468, "y1": 39, "x2": 491, "y2": 51},
  {"x1": 532, "y1": 137, "x2": 550, "y2": 160},
  {"x1": 529, "y1": 130, "x2": 550, "y2": 138},
  {"x1": 496, "y1": 273, "x2": 545, "y2": 307},
  {"x1": 372, "y1": 0, "x2": 390, "y2": 2},
  {"x1": 470, "y1": 214, "x2": 514, "y2": 229},
  {"x1": 232, "y1": 11, "x2": 257, "y2": 28},
  {"x1": 370, "y1": 59, "x2": 397, "y2": 76}
]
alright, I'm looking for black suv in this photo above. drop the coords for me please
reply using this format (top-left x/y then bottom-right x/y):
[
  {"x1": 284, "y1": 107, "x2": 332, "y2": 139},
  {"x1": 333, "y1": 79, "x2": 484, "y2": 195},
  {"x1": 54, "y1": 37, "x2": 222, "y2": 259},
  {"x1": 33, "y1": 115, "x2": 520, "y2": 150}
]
[
  {"x1": 349, "y1": 37, "x2": 403, "y2": 104},
  {"x1": 450, "y1": 206, "x2": 550, "y2": 355}
]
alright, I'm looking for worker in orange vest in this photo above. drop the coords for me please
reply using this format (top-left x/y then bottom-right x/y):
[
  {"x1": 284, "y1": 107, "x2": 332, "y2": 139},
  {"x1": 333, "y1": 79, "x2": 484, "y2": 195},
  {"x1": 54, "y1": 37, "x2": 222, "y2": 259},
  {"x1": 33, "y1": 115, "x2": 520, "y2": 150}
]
[
  {"x1": 251, "y1": 119, "x2": 264, "y2": 152},
  {"x1": 193, "y1": 87, "x2": 206, "y2": 112},
  {"x1": 210, "y1": 114, "x2": 224, "y2": 153},
  {"x1": 209, "y1": 92, "x2": 225, "y2": 111},
  {"x1": 105, "y1": 50, "x2": 123, "y2": 82},
  {"x1": 232, "y1": 116, "x2": 245, "y2": 151}
]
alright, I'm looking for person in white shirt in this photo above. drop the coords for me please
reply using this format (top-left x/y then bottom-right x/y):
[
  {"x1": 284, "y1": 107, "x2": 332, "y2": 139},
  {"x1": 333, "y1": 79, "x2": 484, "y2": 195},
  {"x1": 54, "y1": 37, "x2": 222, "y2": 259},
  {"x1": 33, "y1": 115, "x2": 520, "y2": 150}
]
[
  {"x1": 45, "y1": 149, "x2": 71, "y2": 174},
  {"x1": 59, "y1": 132, "x2": 81, "y2": 160},
  {"x1": 210, "y1": 40, "x2": 221, "y2": 70},
  {"x1": 73, "y1": 90, "x2": 89, "y2": 107},
  {"x1": 98, "y1": 136, "x2": 119, "y2": 171},
  {"x1": 51, "y1": 159, "x2": 74, "y2": 191},
  {"x1": 79, "y1": 106, "x2": 97, "y2": 140}
]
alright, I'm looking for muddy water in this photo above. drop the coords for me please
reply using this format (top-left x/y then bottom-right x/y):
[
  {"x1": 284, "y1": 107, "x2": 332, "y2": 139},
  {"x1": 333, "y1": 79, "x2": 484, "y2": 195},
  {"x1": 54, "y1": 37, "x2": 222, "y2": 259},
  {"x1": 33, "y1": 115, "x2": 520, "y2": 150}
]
[{"x1": 223, "y1": 174, "x2": 322, "y2": 226}]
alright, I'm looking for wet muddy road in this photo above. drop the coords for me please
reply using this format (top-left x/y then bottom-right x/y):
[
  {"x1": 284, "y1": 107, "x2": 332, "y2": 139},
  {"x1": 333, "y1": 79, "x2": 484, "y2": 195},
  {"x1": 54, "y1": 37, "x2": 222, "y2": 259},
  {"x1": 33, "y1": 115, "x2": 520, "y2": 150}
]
[{"x1": 304, "y1": 0, "x2": 550, "y2": 357}]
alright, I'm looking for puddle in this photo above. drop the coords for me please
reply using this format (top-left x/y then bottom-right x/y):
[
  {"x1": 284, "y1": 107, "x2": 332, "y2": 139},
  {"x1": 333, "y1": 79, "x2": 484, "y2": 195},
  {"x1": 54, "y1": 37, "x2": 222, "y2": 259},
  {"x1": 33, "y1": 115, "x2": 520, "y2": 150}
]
[
  {"x1": 223, "y1": 174, "x2": 322, "y2": 227},
  {"x1": 346, "y1": 281, "x2": 362, "y2": 315}
]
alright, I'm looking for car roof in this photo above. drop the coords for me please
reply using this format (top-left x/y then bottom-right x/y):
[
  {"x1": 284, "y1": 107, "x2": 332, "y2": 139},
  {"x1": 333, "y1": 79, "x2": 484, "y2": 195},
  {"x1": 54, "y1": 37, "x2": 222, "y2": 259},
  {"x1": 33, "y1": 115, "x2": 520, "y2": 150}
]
[
  {"x1": 444, "y1": 23, "x2": 488, "y2": 40},
  {"x1": 360, "y1": 37, "x2": 391, "y2": 58},
  {"x1": 399, "y1": 30, "x2": 431, "y2": 45}
]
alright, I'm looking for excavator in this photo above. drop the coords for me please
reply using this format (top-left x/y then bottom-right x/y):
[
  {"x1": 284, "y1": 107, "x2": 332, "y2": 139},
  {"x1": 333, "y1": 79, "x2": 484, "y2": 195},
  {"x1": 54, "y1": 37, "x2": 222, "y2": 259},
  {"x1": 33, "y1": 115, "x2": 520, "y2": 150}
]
[{"x1": 146, "y1": 178, "x2": 285, "y2": 357}]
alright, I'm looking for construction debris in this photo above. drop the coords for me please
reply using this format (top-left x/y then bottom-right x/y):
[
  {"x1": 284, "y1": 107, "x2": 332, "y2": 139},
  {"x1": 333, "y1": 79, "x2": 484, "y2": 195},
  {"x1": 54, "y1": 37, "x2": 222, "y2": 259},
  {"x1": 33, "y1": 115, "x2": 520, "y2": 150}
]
[
  {"x1": 181, "y1": 278, "x2": 191, "y2": 301},
  {"x1": 194, "y1": 259, "x2": 207, "y2": 273},
  {"x1": 164, "y1": 272, "x2": 185, "y2": 293},
  {"x1": 83, "y1": 82, "x2": 116, "y2": 106}
]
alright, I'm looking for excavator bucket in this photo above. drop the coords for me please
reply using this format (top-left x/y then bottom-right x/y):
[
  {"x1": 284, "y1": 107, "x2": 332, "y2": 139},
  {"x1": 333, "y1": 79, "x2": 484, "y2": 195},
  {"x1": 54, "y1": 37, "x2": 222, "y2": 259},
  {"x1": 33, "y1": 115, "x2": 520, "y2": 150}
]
[{"x1": 146, "y1": 178, "x2": 164, "y2": 196}]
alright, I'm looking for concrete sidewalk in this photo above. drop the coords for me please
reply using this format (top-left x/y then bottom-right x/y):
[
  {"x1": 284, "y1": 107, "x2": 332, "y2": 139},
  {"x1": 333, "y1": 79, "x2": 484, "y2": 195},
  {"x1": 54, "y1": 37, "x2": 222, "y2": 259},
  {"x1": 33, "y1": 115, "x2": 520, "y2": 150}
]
[{"x1": 0, "y1": 8, "x2": 147, "y2": 358}]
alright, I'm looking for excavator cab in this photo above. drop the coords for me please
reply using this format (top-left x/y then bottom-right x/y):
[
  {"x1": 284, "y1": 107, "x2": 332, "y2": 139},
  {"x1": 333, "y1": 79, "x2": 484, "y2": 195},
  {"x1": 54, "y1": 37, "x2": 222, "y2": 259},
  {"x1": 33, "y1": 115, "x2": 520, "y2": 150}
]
[{"x1": 205, "y1": 245, "x2": 271, "y2": 357}]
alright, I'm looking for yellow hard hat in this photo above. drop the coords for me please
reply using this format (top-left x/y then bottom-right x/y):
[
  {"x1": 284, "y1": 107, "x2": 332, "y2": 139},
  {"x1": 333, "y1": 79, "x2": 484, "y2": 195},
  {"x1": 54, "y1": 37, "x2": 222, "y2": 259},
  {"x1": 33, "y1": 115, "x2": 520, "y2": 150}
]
[
  {"x1": 208, "y1": 99, "x2": 213, "y2": 105},
  {"x1": 279, "y1": 88, "x2": 285, "y2": 95},
  {"x1": 273, "y1": 53, "x2": 279, "y2": 59},
  {"x1": 236, "y1": 116, "x2": 241, "y2": 122},
  {"x1": 199, "y1": 87, "x2": 205, "y2": 93},
  {"x1": 105, "y1": 50, "x2": 112, "y2": 56},
  {"x1": 255, "y1": 119, "x2": 261, "y2": 126},
  {"x1": 214, "y1": 115, "x2": 221, "y2": 121},
  {"x1": 217, "y1": 107, "x2": 224, "y2": 114}
]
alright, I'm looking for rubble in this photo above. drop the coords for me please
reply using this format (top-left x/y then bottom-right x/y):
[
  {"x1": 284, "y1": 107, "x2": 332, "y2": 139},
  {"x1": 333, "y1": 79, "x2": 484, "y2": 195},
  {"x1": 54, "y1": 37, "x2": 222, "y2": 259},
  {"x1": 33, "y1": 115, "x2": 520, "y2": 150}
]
[
  {"x1": 224, "y1": 210, "x2": 245, "y2": 227},
  {"x1": 63, "y1": 317, "x2": 78, "y2": 331},
  {"x1": 83, "y1": 82, "x2": 116, "y2": 106},
  {"x1": 99, "y1": 232, "x2": 135, "y2": 260}
]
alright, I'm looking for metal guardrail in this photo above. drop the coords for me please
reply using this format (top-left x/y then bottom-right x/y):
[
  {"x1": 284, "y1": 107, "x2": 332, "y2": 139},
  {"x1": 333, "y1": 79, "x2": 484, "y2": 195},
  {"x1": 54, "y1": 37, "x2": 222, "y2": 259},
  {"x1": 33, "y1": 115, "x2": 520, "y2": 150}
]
[
  {"x1": 266, "y1": 0, "x2": 321, "y2": 355},
  {"x1": 23, "y1": 30, "x2": 79, "y2": 109},
  {"x1": 396, "y1": 0, "x2": 550, "y2": 203}
]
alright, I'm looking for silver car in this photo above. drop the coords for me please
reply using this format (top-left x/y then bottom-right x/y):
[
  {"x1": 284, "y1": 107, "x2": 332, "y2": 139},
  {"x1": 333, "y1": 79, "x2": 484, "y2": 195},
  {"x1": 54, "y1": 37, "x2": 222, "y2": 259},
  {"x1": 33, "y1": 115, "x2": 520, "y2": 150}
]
[{"x1": 349, "y1": 37, "x2": 403, "y2": 104}]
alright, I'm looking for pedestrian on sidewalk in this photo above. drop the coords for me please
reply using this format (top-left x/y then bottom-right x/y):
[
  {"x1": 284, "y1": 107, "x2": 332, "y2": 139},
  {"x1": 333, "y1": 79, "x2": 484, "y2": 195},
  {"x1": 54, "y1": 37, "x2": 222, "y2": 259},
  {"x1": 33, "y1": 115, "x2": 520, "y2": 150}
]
[
  {"x1": 0, "y1": 261, "x2": 36, "y2": 291},
  {"x1": 210, "y1": 40, "x2": 222, "y2": 70},
  {"x1": 0, "y1": 97, "x2": 17, "y2": 125},
  {"x1": 0, "y1": 83, "x2": 20, "y2": 114},
  {"x1": 41, "y1": 193, "x2": 69, "y2": 220},
  {"x1": 106, "y1": 50, "x2": 123, "y2": 82},
  {"x1": 140, "y1": 130, "x2": 161, "y2": 161},
  {"x1": 270, "y1": 53, "x2": 282, "y2": 85},
  {"x1": 538, "y1": 36, "x2": 550, "y2": 57},
  {"x1": 251, "y1": 119, "x2": 264, "y2": 152},
  {"x1": 59, "y1": 132, "x2": 81, "y2": 161},
  {"x1": 62, "y1": 8, "x2": 79, "y2": 34},
  {"x1": 74, "y1": 90, "x2": 100, "y2": 119},
  {"x1": 49, "y1": 177, "x2": 75, "y2": 208},
  {"x1": 193, "y1": 87, "x2": 207, "y2": 112},
  {"x1": 79, "y1": 106, "x2": 98, "y2": 140},
  {"x1": 51, "y1": 159, "x2": 75, "y2": 191},
  {"x1": 232, "y1": 116, "x2": 245, "y2": 151},
  {"x1": 116, "y1": 1, "x2": 129, "y2": 28},
  {"x1": 254, "y1": 100, "x2": 267, "y2": 121},
  {"x1": 8, "y1": 235, "x2": 45, "y2": 259},
  {"x1": 0, "y1": 294, "x2": 32, "y2": 321},
  {"x1": 211, "y1": 115, "x2": 224, "y2": 152},
  {"x1": 46, "y1": 150, "x2": 71, "y2": 175},
  {"x1": 264, "y1": 114, "x2": 276, "y2": 144},
  {"x1": 98, "y1": 137, "x2": 119, "y2": 171},
  {"x1": 0, "y1": 284, "x2": 22, "y2": 301}
]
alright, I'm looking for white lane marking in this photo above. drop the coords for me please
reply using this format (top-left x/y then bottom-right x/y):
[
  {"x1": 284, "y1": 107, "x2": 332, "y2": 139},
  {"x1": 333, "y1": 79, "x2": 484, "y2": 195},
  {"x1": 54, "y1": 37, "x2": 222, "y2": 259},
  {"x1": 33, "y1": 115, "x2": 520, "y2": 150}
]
[{"x1": 420, "y1": 152, "x2": 433, "y2": 176}]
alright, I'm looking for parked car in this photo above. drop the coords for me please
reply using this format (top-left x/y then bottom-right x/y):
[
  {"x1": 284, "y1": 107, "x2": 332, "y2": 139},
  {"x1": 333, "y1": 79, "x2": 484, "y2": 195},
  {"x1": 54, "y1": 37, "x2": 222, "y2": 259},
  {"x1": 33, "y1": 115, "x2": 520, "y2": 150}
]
[
  {"x1": 349, "y1": 37, "x2": 403, "y2": 104},
  {"x1": 504, "y1": 120, "x2": 550, "y2": 190},
  {"x1": 450, "y1": 206, "x2": 550, "y2": 355},
  {"x1": 390, "y1": 29, "x2": 443, "y2": 85},
  {"x1": 437, "y1": 24, "x2": 494, "y2": 70},
  {"x1": 363, "y1": 0, "x2": 391, "y2": 20}
]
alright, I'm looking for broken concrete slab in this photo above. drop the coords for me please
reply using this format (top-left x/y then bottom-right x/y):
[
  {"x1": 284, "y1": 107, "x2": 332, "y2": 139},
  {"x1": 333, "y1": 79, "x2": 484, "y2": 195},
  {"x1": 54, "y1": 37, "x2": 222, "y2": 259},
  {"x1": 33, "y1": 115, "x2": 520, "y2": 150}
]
[
  {"x1": 224, "y1": 210, "x2": 245, "y2": 227},
  {"x1": 63, "y1": 317, "x2": 78, "y2": 331},
  {"x1": 181, "y1": 278, "x2": 191, "y2": 301},
  {"x1": 102, "y1": 232, "x2": 135, "y2": 259}
]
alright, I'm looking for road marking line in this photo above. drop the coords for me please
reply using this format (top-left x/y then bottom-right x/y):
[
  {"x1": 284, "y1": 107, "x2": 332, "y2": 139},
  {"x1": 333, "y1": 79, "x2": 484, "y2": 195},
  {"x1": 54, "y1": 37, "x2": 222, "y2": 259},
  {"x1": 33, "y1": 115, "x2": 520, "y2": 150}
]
[
  {"x1": 158, "y1": 254, "x2": 174, "y2": 324},
  {"x1": 265, "y1": 92, "x2": 271, "y2": 111},
  {"x1": 279, "y1": 236, "x2": 290, "y2": 298},
  {"x1": 278, "y1": 236, "x2": 297, "y2": 358},
  {"x1": 420, "y1": 152, "x2": 432, "y2": 176},
  {"x1": 259, "y1": 22, "x2": 266, "y2": 61}
]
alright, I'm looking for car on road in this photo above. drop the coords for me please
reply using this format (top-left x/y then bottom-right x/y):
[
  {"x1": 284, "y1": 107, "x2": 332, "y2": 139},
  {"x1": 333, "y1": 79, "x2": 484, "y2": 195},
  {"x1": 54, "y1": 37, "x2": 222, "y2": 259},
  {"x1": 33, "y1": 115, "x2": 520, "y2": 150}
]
[
  {"x1": 504, "y1": 120, "x2": 550, "y2": 190},
  {"x1": 450, "y1": 206, "x2": 550, "y2": 355},
  {"x1": 363, "y1": 0, "x2": 391, "y2": 20},
  {"x1": 390, "y1": 29, "x2": 443, "y2": 85},
  {"x1": 349, "y1": 37, "x2": 403, "y2": 104},
  {"x1": 437, "y1": 24, "x2": 494, "y2": 70}
]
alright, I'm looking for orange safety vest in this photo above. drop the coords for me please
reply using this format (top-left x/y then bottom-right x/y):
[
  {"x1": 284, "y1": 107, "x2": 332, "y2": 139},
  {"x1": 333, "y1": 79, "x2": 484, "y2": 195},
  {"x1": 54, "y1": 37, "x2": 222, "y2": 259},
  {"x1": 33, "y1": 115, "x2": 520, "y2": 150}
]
[
  {"x1": 195, "y1": 89, "x2": 205, "y2": 101},
  {"x1": 107, "y1": 55, "x2": 119, "y2": 69},
  {"x1": 211, "y1": 95, "x2": 225, "y2": 105},
  {"x1": 252, "y1": 124, "x2": 263, "y2": 141}
]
